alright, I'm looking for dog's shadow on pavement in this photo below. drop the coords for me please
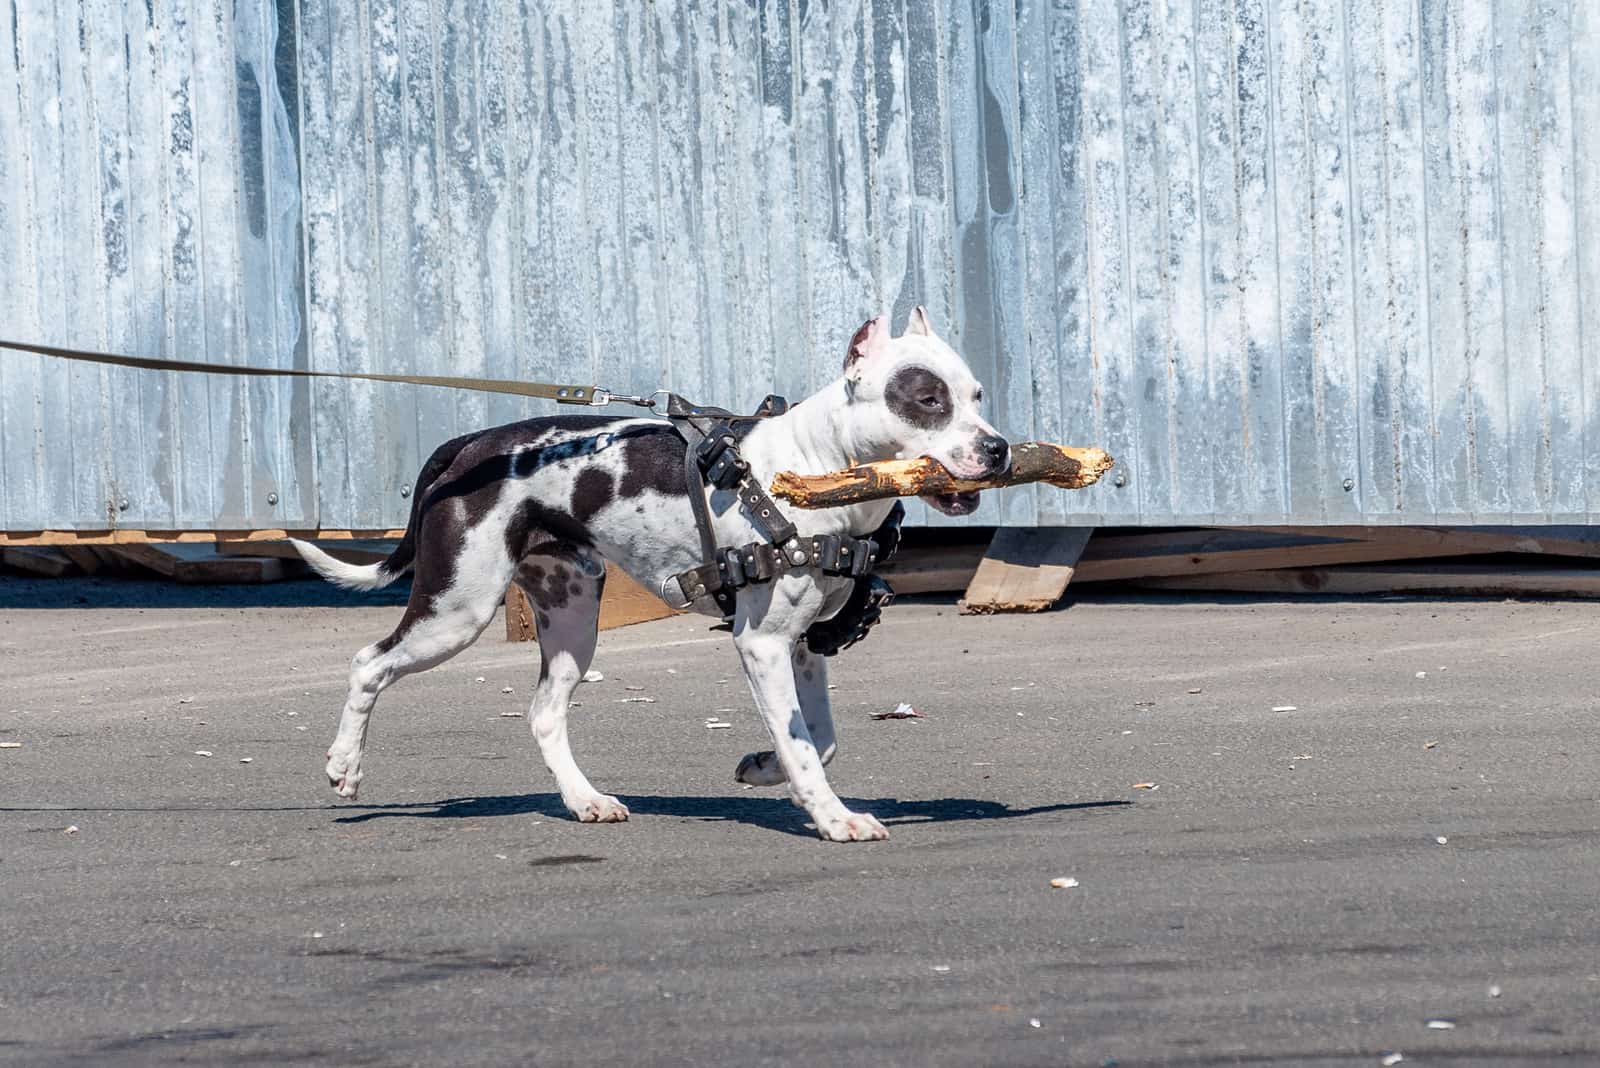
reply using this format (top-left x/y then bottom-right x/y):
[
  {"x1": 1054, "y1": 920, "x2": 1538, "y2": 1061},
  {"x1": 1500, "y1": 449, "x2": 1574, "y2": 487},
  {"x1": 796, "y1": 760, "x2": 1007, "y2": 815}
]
[{"x1": 333, "y1": 793, "x2": 1129, "y2": 837}]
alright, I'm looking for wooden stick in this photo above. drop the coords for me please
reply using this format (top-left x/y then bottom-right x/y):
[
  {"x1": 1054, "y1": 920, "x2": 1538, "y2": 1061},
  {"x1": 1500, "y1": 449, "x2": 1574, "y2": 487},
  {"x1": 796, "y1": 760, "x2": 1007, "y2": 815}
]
[{"x1": 769, "y1": 443, "x2": 1114, "y2": 509}]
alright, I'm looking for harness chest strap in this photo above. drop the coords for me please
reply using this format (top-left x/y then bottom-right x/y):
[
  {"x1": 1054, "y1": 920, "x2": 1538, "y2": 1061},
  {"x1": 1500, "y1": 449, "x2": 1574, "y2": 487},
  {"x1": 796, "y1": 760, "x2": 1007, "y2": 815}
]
[
  {"x1": 659, "y1": 393, "x2": 896, "y2": 614},
  {"x1": 669, "y1": 530, "x2": 882, "y2": 608}
]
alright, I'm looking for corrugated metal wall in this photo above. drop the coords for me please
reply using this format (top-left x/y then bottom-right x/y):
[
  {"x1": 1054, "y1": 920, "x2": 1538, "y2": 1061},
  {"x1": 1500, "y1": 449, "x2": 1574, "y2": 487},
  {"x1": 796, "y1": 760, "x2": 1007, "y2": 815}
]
[{"x1": 3, "y1": 0, "x2": 1597, "y2": 531}]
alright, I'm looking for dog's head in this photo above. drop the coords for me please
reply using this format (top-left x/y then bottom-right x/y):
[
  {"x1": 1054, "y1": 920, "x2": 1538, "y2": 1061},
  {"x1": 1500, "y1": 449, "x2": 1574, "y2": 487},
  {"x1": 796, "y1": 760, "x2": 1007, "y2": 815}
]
[{"x1": 842, "y1": 309, "x2": 1009, "y2": 517}]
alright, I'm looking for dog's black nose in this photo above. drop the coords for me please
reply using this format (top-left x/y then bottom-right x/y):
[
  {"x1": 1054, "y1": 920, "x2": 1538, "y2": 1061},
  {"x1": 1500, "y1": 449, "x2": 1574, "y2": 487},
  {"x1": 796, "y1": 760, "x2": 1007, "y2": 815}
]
[{"x1": 978, "y1": 434, "x2": 1010, "y2": 473}]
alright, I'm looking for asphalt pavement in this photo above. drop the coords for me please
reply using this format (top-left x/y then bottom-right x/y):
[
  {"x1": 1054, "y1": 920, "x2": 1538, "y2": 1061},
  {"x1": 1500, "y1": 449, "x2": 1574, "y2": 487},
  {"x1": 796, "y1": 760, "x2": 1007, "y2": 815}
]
[{"x1": 2, "y1": 576, "x2": 1597, "y2": 1066}]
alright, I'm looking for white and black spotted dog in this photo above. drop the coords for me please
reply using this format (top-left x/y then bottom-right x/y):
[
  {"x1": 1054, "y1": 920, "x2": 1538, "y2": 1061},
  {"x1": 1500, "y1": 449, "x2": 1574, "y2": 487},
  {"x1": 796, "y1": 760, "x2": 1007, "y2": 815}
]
[{"x1": 293, "y1": 309, "x2": 1008, "y2": 842}]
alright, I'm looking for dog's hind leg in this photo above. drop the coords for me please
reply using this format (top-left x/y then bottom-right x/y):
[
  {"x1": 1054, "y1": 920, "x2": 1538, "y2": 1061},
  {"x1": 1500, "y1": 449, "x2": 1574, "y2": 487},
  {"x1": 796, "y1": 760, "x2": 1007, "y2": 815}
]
[
  {"x1": 517, "y1": 549, "x2": 628, "y2": 823},
  {"x1": 326, "y1": 555, "x2": 509, "y2": 799},
  {"x1": 735, "y1": 644, "x2": 835, "y2": 787}
]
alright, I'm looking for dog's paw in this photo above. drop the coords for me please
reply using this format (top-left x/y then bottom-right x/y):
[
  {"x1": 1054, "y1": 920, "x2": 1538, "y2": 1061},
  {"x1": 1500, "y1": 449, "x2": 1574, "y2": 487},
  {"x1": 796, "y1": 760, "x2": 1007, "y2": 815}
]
[
  {"x1": 568, "y1": 793, "x2": 630, "y2": 824},
  {"x1": 325, "y1": 748, "x2": 363, "y2": 800},
  {"x1": 814, "y1": 809, "x2": 889, "y2": 843},
  {"x1": 734, "y1": 750, "x2": 787, "y2": 787}
]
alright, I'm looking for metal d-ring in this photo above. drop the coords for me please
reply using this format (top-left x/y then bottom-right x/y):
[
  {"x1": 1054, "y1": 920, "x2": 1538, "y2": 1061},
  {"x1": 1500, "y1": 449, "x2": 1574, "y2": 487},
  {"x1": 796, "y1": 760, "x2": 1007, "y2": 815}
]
[{"x1": 659, "y1": 574, "x2": 696, "y2": 610}]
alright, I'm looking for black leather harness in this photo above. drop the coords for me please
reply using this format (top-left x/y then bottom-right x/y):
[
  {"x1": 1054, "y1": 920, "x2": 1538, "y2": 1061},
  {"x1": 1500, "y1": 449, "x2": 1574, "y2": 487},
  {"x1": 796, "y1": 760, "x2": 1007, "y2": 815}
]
[{"x1": 659, "y1": 393, "x2": 901, "y2": 656}]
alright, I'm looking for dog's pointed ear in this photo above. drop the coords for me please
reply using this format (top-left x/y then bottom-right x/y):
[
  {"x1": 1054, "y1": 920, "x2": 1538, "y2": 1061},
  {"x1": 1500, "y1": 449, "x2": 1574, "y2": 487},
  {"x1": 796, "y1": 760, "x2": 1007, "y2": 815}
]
[
  {"x1": 906, "y1": 305, "x2": 934, "y2": 337},
  {"x1": 843, "y1": 315, "x2": 889, "y2": 381}
]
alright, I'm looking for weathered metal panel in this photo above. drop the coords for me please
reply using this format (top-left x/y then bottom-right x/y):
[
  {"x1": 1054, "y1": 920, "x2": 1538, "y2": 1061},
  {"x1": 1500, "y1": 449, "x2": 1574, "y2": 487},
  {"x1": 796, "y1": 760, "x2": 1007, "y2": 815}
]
[
  {"x1": 0, "y1": 0, "x2": 308, "y2": 531},
  {"x1": 3, "y1": 0, "x2": 1597, "y2": 530}
]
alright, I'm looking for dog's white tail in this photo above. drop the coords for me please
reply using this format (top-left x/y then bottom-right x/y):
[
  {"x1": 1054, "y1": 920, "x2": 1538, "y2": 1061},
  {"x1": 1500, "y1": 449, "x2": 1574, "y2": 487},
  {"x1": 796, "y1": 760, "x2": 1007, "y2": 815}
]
[{"x1": 289, "y1": 539, "x2": 404, "y2": 591}]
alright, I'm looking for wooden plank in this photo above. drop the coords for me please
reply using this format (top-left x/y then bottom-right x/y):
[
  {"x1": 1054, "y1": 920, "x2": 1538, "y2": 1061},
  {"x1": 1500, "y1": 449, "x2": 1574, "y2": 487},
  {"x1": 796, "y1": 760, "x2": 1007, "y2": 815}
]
[
  {"x1": 959, "y1": 528, "x2": 1092, "y2": 614},
  {"x1": 56, "y1": 546, "x2": 104, "y2": 574},
  {"x1": 1071, "y1": 528, "x2": 1491, "y2": 583},
  {"x1": 505, "y1": 584, "x2": 536, "y2": 642},
  {"x1": 107, "y1": 543, "x2": 179, "y2": 577},
  {"x1": 1253, "y1": 526, "x2": 1600, "y2": 560},
  {"x1": 598, "y1": 567, "x2": 678, "y2": 631},
  {"x1": 875, "y1": 544, "x2": 987, "y2": 595},
  {"x1": 0, "y1": 528, "x2": 406, "y2": 547},
  {"x1": 505, "y1": 565, "x2": 679, "y2": 642},
  {"x1": 217, "y1": 539, "x2": 395, "y2": 565},
  {"x1": 1138, "y1": 565, "x2": 1600, "y2": 599},
  {"x1": 1, "y1": 546, "x2": 79, "y2": 577},
  {"x1": 107, "y1": 543, "x2": 287, "y2": 584}
]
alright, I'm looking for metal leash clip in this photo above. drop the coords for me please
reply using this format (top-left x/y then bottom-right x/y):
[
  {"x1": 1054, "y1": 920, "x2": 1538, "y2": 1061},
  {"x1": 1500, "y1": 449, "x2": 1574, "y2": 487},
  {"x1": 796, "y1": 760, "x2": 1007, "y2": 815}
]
[{"x1": 585, "y1": 387, "x2": 659, "y2": 408}]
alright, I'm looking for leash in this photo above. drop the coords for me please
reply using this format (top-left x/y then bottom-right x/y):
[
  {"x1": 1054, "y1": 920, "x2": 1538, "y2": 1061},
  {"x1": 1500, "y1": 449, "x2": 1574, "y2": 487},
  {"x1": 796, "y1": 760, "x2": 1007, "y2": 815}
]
[{"x1": 0, "y1": 337, "x2": 659, "y2": 408}]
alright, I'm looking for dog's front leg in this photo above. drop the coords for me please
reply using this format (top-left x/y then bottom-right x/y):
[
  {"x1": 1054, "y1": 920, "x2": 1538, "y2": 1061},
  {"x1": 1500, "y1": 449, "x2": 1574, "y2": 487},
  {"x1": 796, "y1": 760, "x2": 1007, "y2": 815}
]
[
  {"x1": 732, "y1": 590, "x2": 885, "y2": 842},
  {"x1": 735, "y1": 644, "x2": 834, "y2": 787}
]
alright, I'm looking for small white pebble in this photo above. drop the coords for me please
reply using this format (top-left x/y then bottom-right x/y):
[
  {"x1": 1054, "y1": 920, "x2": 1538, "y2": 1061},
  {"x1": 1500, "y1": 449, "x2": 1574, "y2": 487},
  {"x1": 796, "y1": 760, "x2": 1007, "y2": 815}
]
[
  {"x1": 494, "y1": 854, "x2": 508, "y2": 861},
  {"x1": 287, "y1": 711, "x2": 298, "y2": 717},
  {"x1": 1488, "y1": 984, "x2": 1502, "y2": 998},
  {"x1": 1415, "y1": 671, "x2": 1427, "y2": 679},
  {"x1": 1426, "y1": 1020, "x2": 1455, "y2": 1030},
  {"x1": 499, "y1": 710, "x2": 525, "y2": 718},
  {"x1": 64, "y1": 825, "x2": 79, "y2": 835},
  {"x1": 239, "y1": 757, "x2": 252, "y2": 764},
  {"x1": 0, "y1": 741, "x2": 21, "y2": 749},
  {"x1": 311, "y1": 931, "x2": 324, "y2": 939},
  {"x1": 1028, "y1": 1018, "x2": 1041, "y2": 1029},
  {"x1": 666, "y1": 668, "x2": 677, "y2": 675},
  {"x1": 228, "y1": 860, "x2": 242, "y2": 867},
  {"x1": 706, "y1": 721, "x2": 733, "y2": 730},
  {"x1": 1272, "y1": 705, "x2": 1298, "y2": 713},
  {"x1": 474, "y1": 676, "x2": 486, "y2": 683},
  {"x1": 583, "y1": 669, "x2": 604, "y2": 683},
  {"x1": 932, "y1": 965, "x2": 950, "y2": 973},
  {"x1": 501, "y1": 686, "x2": 514, "y2": 694},
  {"x1": 1121, "y1": 730, "x2": 1133, "y2": 736},
  {"x1": 194, "y1": 750, "x2": 213, "y2": 757},
  {"x1": 1435, "y1": 836, "x2": 1448, "y2": 845},
  {"x1": 1049, "y1": 877, "x2": 1079, "y2": 889},
  {"x1": 295, "y1": 725, "x2": 308, "y2": 732},
  {"x1": 1381, "y1": 1054, "x2": 1405, "y2": 1066}
]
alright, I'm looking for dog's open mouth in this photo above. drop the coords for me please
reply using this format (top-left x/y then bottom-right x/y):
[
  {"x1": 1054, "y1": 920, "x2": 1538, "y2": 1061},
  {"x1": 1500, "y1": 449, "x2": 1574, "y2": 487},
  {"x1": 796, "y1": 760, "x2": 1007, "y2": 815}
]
[{"x1": 922, "y1": 490, "x2": 981, "y2": 516}]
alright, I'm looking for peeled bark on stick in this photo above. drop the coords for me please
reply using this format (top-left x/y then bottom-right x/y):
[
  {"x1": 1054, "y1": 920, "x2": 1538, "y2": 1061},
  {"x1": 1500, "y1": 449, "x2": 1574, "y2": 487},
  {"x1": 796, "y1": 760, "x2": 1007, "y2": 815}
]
[{"x1": 770, "y1": 443, "x2": 1115, "y2": 509}]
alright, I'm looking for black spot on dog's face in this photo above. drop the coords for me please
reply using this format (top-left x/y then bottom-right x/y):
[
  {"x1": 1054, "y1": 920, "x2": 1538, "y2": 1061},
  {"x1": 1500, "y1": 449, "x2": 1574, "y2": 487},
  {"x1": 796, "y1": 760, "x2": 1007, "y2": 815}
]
[
  {"x1": 568, "y1": 581, "x2": 583, "y2": 596},
  {"x1": 571, "y1": 467, "x2": 615, "y2": 525},
  {"x1": 884, "y1": 365, "x2": 954, "y2": 430}
]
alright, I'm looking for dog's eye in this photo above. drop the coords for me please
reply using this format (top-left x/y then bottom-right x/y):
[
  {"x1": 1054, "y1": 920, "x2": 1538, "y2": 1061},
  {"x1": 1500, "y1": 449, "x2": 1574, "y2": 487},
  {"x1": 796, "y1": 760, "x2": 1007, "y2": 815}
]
[
  {"x1": 919, "y1": 395, "x2": 944, "y2": 410},
  {"x1": 974, "y1": 387, "x2": 984, "y2": 402}
]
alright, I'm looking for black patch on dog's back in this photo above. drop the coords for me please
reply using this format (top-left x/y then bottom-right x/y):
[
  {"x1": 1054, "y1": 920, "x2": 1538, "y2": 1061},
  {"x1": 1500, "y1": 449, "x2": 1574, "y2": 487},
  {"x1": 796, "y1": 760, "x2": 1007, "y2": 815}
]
[
  {"x1": 884, "y1": 365, "x2": 954, "y2": 430},
  {"x1": 618, "y1": 428, "x2": 688, "y2": 498},
  {"x1": 571, "y1": 467, "x2": 615, "y2": 525}
]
